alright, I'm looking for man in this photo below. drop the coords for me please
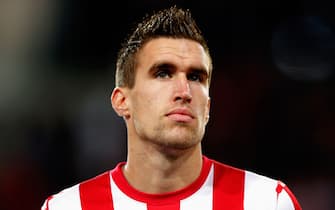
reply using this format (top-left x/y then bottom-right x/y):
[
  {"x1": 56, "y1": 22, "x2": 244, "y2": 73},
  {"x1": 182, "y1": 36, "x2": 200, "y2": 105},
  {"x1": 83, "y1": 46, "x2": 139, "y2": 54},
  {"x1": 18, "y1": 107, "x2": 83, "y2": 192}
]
[{"x1": 41, "y1": 6, "x2": 302, "y2": 210}]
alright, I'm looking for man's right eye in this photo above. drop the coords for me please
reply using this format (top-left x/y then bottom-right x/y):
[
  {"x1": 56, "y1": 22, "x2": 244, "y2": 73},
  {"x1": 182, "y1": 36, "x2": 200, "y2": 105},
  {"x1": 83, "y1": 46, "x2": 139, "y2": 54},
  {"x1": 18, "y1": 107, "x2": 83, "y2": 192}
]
[{"x1": 155, "y1": 70, "x2": 171, "y2": 79}]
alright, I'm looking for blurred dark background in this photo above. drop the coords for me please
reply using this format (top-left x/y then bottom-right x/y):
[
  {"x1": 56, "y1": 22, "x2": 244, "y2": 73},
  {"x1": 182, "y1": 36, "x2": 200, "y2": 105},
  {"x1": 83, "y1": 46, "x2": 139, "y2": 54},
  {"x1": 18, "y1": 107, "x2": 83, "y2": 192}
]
[{"x1": 0, "y1": 1, "x2": 334, "y2": 210}]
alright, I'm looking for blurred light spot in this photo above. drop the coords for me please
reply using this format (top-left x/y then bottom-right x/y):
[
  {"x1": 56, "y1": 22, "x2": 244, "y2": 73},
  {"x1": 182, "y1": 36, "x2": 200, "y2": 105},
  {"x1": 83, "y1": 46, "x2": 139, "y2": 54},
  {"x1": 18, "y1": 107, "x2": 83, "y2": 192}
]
[{"x1": 271, "y1": 16, "x2": 335, "y2": 81}]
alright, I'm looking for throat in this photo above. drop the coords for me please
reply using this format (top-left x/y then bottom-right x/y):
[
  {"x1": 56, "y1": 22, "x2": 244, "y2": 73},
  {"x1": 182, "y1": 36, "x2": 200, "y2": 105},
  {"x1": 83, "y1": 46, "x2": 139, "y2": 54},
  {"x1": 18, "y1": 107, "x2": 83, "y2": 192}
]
[{"x1": 122, "y1": 150, "x2": 203, "y2": 194}]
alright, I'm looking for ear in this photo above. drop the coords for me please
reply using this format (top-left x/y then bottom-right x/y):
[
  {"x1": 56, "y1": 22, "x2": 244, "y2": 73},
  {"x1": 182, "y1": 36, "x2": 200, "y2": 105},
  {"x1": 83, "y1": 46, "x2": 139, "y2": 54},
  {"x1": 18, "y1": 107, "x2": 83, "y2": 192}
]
[{"x1": 111, "y1": 87, "x2": 130, "y2": 118}]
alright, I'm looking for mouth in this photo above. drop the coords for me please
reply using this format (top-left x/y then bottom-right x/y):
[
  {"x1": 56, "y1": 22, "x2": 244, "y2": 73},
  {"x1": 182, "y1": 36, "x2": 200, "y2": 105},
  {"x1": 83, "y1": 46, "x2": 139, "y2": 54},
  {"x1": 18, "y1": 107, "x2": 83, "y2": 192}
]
[{"x1": 166, "y1": 108, "x2": 194, "y2": 123}]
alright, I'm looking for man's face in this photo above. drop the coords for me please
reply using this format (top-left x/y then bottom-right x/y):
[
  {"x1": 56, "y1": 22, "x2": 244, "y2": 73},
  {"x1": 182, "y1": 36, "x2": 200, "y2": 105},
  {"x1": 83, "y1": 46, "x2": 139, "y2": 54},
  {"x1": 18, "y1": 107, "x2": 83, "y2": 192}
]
[{"x1": 122, "y1": 38, "x2": 211, "y2": 150}]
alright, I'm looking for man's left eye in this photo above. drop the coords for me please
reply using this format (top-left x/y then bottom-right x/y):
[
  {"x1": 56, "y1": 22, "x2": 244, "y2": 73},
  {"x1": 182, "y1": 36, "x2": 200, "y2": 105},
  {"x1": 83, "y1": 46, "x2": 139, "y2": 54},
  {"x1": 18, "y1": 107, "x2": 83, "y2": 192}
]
[{"x1": 188, "y1": 73, "x2": 202, "y2": 82}]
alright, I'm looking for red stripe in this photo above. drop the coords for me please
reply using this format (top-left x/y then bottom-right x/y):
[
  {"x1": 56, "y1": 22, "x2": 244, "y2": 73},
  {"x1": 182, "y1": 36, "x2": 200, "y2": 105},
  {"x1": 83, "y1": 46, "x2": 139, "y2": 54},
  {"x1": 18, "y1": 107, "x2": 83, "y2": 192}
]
[
  {"x1": 80, "y1": 171, "x2": 114, "y2": 210},
  {"x1": 280, "y1": 182, "x2": 302, "y2": 210},
  {"x1": 42, "y1": 196, "x2": 53, "y2": 210},
  {"x1": 147, "y1": 202, "x2": 180, "y2": 210},
  {"x1": 212, "y1": 162, "x2": 244, "y2": 210}
]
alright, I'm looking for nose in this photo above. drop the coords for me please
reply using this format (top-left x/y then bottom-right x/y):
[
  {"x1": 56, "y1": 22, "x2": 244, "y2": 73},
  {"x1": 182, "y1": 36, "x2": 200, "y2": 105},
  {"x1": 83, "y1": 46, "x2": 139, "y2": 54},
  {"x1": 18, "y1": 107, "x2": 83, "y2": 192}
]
[{"x1": 173, "y1": 75, "x2": 192, "y2": 103}]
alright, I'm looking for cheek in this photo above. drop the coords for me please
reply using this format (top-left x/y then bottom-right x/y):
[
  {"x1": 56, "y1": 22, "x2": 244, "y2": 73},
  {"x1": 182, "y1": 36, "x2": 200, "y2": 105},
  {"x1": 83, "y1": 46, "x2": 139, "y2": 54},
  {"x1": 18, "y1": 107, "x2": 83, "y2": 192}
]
[
  {"x1": 203, "y1": 101, "x2": 210, "y2": 119},
  {"x1": 196, "y1": 87, "x2": 210, "y2": 109},
  {"x1": 199, "y1": 94, "x2": 210, "y2": 120},
  {"x1": 131, "y1": 88, "x2": 159, "y2": 113}
]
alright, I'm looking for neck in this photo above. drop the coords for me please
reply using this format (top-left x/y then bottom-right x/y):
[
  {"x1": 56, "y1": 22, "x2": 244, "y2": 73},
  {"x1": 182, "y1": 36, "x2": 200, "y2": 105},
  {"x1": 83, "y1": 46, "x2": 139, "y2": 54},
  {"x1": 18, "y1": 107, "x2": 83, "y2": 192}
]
[{"x1": 123, "y1": 142, "x2": 203, "y2": 194}]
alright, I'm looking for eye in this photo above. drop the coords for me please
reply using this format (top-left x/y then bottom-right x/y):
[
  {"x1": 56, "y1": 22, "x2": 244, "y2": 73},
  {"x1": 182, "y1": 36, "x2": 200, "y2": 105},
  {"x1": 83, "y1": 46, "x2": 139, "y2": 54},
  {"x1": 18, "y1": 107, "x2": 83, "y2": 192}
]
[
  {"x1": 187, "y1": 72, "x2": 203, "y2": 82},
  {"x1": 155, "y1": 70, "x2": 171, "y2": 79}
]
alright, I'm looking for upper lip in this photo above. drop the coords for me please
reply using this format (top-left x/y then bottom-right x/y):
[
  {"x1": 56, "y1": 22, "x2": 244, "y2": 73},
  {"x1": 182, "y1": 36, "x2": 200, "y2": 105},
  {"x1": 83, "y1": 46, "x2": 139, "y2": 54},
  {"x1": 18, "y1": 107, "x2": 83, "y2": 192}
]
[{"x1": 166, "y1": 108, "x2": 195, "y2": 118}]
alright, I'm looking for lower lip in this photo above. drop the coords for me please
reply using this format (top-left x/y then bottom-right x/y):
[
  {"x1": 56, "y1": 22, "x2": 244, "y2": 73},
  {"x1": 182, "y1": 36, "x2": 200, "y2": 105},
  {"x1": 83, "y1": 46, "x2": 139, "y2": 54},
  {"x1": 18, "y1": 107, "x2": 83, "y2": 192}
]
[{"x1": 167, "y1": 114, "x2": 193, "y2": 122}]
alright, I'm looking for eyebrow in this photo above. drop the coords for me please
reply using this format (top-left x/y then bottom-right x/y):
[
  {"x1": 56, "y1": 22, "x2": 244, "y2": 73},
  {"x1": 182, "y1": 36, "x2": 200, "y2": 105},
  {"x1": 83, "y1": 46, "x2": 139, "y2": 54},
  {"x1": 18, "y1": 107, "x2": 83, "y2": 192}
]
[
  {"x1": 149, "y1": 62, "x2": 209, "y2": 77},
  {"x1": 189, "y1": 68, "x2": 209, "y2": 78},
  {"x1": 149, "y1": 62, "x2": 176, "y2": 73}
]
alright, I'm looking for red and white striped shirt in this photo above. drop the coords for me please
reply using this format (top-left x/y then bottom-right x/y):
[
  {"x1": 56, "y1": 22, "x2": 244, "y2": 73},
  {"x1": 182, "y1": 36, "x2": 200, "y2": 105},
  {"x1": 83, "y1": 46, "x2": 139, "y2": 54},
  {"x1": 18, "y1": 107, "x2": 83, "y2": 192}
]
[{"x1": 41, "y1": 156, "x2": 302, "y2": 210}]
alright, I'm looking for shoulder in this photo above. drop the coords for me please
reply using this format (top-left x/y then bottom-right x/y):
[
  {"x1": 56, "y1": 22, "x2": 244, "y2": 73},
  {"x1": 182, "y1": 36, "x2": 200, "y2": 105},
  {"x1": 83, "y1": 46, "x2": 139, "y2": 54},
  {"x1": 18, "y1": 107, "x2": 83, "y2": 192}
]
[
  {"x1": 208, "y1": 157, "x2": 284, "y2": 190},
  {"x1": 210, "y1": 158, "x2": 280, "y2": 193},
  {"x1": 243, "y1": 170, "x2": 301, "y2": 210},
  {"x1": 206, "y1": 157, "x2": 301, "y2": 210},
  {"x1": 41, "y1": 171, "x2": 111, "y2": 210},
  {"x1": 41, "y1": 184, "x2": 81, "y2": 210},
  {"x1": 244, "y1": 169, "x2": 279, "y2": 189}
]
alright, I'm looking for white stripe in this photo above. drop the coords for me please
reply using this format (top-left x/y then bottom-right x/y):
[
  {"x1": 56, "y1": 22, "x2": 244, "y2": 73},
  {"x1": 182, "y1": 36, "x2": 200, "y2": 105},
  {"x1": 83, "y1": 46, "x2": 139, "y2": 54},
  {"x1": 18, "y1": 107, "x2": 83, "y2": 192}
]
[
  {"x1": 244, "y1": 171, "x2": 296, "y2": 210},
  {"x1": 180, "y1": 164, "x2": 213, "y2": 210},
  {"x1": 46, "y1": 184, "x2": 82, "y2": 210},
  {"x1": 277, "y1": 183, "x2": 295, "y2": 210},
  {"x1": 244, "y1": 171, "x2": 278, "y2": 210},
  {"x1": 110, "y1": 177, "x2": 147, "y2": 210}
]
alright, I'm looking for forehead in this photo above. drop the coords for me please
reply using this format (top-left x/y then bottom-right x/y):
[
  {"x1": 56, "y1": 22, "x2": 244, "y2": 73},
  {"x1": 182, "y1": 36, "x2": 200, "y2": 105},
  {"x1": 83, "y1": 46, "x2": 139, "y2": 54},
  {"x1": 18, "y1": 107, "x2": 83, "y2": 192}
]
[{"x1": 136, "y1": 37, "x2": 211, "y2": 71}]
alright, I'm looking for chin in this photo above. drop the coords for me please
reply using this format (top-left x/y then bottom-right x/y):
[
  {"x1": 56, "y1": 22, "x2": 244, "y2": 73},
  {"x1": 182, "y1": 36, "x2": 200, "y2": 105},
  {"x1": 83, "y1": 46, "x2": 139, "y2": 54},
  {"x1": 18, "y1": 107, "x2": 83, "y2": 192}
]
[
  {"x1": 157, "y1": 141, "x2": 199, "y2": 159},
  {"x1": 162, "y1": 134, "x2": 201, "y2": 149}
]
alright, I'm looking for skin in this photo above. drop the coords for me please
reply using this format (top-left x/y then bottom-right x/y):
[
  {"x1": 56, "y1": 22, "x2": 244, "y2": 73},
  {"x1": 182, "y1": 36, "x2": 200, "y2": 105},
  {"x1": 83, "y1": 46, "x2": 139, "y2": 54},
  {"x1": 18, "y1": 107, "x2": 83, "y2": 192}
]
[{"x1": 111, "y1": 37, "x2": 211, "y2": 194}]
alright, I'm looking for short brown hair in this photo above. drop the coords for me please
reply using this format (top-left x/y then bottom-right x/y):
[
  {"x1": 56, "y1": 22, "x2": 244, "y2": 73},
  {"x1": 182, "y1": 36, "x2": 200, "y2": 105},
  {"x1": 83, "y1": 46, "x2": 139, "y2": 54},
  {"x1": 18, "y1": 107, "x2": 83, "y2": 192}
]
[{"x1": 115, "y1": 5, "x2": 213, "y2": 88}]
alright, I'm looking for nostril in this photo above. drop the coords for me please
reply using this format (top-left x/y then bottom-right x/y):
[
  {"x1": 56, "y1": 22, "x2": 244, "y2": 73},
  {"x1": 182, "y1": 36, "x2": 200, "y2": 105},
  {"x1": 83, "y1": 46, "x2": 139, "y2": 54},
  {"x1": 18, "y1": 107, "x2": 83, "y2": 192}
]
[{"x1": 174, "y1": 93, "x2": 192, "y2": 103}]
